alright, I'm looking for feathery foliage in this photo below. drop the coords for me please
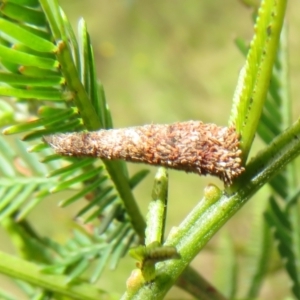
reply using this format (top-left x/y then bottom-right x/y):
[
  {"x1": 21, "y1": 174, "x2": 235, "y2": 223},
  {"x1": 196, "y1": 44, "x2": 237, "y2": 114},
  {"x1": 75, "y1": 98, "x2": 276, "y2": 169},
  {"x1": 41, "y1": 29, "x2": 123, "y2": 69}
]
[
  {"x1": 0, "y1": 0, "x2": 299, "y2": 299},
  {"x1": 0, "y1": 0, "x2": 145, "y2": 297}
]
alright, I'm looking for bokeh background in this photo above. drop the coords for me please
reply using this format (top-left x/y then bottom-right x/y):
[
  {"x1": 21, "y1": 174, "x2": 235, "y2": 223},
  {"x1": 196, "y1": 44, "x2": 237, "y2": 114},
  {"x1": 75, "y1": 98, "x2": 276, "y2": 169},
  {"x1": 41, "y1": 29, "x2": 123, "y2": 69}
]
[{"x1": 1, "y1": 0, "x2": 300, "y2": 299}]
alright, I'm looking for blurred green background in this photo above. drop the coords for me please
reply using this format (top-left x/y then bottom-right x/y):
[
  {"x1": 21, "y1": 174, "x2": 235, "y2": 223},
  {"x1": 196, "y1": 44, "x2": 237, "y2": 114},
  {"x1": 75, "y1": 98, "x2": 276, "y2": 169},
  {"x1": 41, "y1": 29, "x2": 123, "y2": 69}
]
[{"x1": 2, "y1": 0, "x2": 300, "y2": 299}]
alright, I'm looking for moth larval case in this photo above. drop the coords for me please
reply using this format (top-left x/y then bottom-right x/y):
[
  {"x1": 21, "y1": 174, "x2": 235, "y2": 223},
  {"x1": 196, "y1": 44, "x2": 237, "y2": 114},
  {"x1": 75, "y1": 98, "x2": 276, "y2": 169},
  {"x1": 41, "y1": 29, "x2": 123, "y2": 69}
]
[{"x1": 44, "y1": 120, "x2": 244, "y2": 185}]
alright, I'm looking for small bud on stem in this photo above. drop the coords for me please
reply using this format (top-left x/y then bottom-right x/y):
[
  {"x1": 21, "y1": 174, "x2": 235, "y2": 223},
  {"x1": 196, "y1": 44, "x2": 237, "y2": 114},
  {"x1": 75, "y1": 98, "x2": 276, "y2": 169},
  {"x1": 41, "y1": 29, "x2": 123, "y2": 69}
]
[{"x1": 44, "y1": 121, "x2": 244, "y2": 185}]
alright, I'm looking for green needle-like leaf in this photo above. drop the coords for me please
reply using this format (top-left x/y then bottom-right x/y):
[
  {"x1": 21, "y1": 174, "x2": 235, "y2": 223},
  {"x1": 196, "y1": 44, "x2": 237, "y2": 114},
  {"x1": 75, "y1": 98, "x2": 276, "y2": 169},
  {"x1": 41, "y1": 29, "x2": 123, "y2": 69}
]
[
  {"x1": 0, "y1": 72, "x2": 64, "y2": 87},
  {"x1": 7, "y1": 0, "x2": 40, "y2": 7},
  {"x1": 52, "y1": 166, "x2": 104, "y2": 192},
  {"x1": 0, "y1": 86, "x2": 69, "y2": 101},
  {"x1": 1, "y1": 2, "x2": 46, "y2": 26},
  {"x1": 0, "y1": 18, "x2": 56, "y2": 53},
  {"x1": 0, "y1": 44, "x2": 58, "y2": 69}
]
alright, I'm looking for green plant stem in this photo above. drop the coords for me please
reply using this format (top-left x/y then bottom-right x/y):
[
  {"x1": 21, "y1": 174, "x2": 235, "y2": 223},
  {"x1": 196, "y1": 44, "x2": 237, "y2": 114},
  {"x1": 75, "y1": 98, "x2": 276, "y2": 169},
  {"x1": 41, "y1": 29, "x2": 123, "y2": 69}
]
[
  {"x1": 122, "y1": 117, "x2": 300, "y2": 299},
  {"x1": 176, "y1": 266, "x2": 227, "y2": 300},
  {"x1": 230, "y1": 0, "x2": 287, "y2": 161},
  {"x1": 0, "y1": 251, "x2": 106, "y2": 300},
  {"x1": 241, "y1": 0, "x2": 287, "y2": 159},
  {"x1": 145, "y1": 167, "x2": 168, "y2": 245},
  {"x1": 104, "y1": 161, "x2": 146, "y2": 241}
]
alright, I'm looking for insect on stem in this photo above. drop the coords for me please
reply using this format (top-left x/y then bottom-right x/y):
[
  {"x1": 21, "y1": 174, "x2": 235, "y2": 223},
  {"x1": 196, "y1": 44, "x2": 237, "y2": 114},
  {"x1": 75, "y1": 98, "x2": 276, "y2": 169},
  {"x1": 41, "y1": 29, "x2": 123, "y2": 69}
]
[{"x1": 44, "y1": 121, "x2": 244, "y2": 185}]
